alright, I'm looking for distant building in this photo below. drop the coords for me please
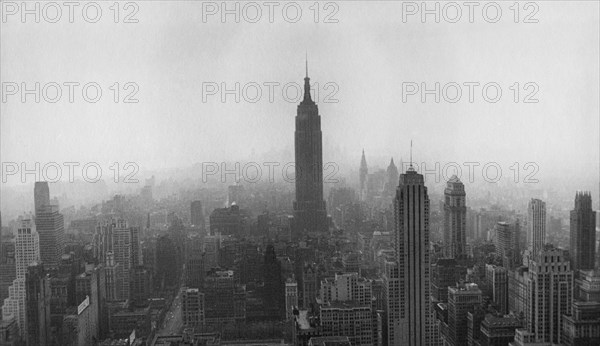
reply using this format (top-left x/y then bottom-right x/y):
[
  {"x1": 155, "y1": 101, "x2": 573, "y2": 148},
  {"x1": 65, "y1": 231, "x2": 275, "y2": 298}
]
[
  {"x1": 263, "y1": 244, "x2": 285, "y2": 319},
  {"x1": 431, "y1": 258, "x2": 466, "y2": 303},
  {"x1": 130, "y1": 266, "x2": 152, "y2": 307},
  {"x1": 182, "y1": 287, "x2": 205, "y2": 328},
  {"x1": 319, "y1": 272, "x2": 372, "y2": 306},
  {"x1": 527, "y1": 199, "x2": 546, "y2": 258},
  {"x1": 36, "y1": 204, "x2": 65, "y2": 268},
  {"x1": 285, "y1": 278, "x2": 299, "y2": 319},
  {"x1": 495, "y1": 222, "x2": 521, "y2": 270},
  {"x1": 34, "y1": 181, "x2": 50, "y2": 215},
  {"x1": 508, "y1": 266, "x2": 529, "y2": 321},
  {"x1": 209, "y1": 204, "x2": 248, "y2": 236},
  {"x1": 204, "y1": 270, "x2": 246, "y2": 325},
  {"x1": 359, "y1": 150, "x2": 368, "y2": 201},
  {"x1": 190, "y1": 201, "x2": 204, "y2": 228},
  {"x1": 302, "y1": 264, "x2": 318, "y2": 310},
  {"x1": 570, "y1": 192, "x2": 596, "y2": 271},
  {"x1": 444, "y1": 176, "x2": 467, "y2": 259},
  {"x1": 319, "y1": 301, "x2": 373, "y2": 345},
  {"x1": 485, "y1": 264, "x2": 508, "y2": 315}
]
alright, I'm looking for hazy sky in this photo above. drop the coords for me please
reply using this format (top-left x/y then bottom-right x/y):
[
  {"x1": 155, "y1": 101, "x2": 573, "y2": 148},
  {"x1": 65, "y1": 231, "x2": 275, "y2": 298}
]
[{"x1": 1, "y1": 1, "x2": 599, "y2": 186}]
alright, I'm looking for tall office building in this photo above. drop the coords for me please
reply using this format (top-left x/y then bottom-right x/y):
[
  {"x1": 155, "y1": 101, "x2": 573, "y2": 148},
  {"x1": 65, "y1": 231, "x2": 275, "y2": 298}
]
[
  {"x1": 285, "y1": 278, "x2": 298, "y2": 319},
  {"x1": 129, "y1": 226, "x2": 142, "y2": 267},
  {"x1": 1, "y1": 219, "x2": 40, "y2": 336},
  {"x1": 446, "y1": 283, "x2": 482, "y2": 346},
  {"x1": 359, "y1": 150, "x2": 368, "y2": 200},
  {"x1": 385, "y1": 157, "x2": 399, "y2": 198},
  {"x1": 190, "y1": 200, "x2": 204, "y2": 228},
  {"x1": 431, "y1": 258, "x2": 465, "y2": 303},
  {"x1": 526, "y1": 248, "x2": 573, "y2": 344},
  {"x1": 112, "y1": 219, "x2": 132, "y2": 301},
  {"x1": 34, "y1": 181, "x2": 50, "y2": 215},
  {"x1": 36, "y1": 204, "x2": 65, "y2": 268},
  {"x1": 495, "y1": 221, "x2": 521, "y2": 270},
  {"x1": 263, "y1": 244, "x2": 284, "y2": 319},
  {"x1": 485, "y1": 264, "x2": 508, "y2": 314},
  {"x1": 443, "y1": 176, "x2": 467, "y2": 259},
  {"x1": 570, "y1": 192, "x2": 596, "y2": 271},
  {"x1": 292, "y1": 63, "x2": 328, "y2": 239},
  {"x1": 527, "y1": 198, "x2": 546, "y2": 258},
  {"x1": 392, "y1": 164, "x2": 433, "y2": 345},
  {"x1": 383, "y1": 259, "x2": 400, "y2": 345},
  {"x1": 25, "y1": 263, "x2": 51, "y2": 346}
]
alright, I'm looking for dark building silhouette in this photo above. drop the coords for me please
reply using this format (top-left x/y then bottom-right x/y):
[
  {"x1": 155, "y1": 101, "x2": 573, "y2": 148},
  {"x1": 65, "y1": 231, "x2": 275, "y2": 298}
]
[
  {"x1": 292, "y1": 63, "x2": 328, "y2": 239},
  {"x1": 190, "y1": 200, "x2": 204, "y2": 228},
  {"x1": 263, "y1": 244, "x2": 284, "y2": 319},
  {"x1": 154, "y1": 235, "x2": 180, "y2": 290},
  {"x1": 431, "y1": 258, "x2": 466, "y2": 303},
  {"x1": 384, "y1": 157, "x2": 399, "y2": 198},
  {"x1": 36, "y1": 205, "x2": 65, "y2": 268},
  {"x1": 25, "y1": 263, "x2": 51, "y2": 346},
  {"x1": 570, "y1": 191, "x2": 596, "y2": 271},
  {"x1": 34, "y1": 181, "x2": 50, "y2": 215},
  {"x1": 359, "y1": 150, "x2": 368, "y2": 200},
  {"x1": 185, "y1": 256, "x2": 205, "y2": 289},
  {"x1": 209, "y1": 204, "x2": 248, "y2": 236}
]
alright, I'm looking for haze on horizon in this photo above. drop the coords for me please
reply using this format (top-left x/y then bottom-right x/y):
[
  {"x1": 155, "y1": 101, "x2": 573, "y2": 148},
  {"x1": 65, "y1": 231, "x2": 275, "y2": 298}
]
[{"x1": 1, "y1": 2, "x2": 598, "y2": 189}]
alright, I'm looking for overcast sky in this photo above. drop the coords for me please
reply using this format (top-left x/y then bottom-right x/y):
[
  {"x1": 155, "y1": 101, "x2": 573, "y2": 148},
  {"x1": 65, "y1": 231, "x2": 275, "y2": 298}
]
[{"x1": 1, "y1": 1, "x2": 598, "y2": 186}]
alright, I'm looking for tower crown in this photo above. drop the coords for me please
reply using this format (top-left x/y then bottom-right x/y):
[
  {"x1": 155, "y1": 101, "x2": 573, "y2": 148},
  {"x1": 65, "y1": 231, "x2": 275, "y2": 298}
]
[{"x1": 301, "y1": 56, "x2": 313, "y2": 104}]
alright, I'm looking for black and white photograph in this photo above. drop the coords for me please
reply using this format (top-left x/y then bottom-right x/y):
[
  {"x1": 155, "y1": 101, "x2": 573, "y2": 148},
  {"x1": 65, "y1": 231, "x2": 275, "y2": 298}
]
[{"x1": 0, "y1": 1, "x2": 599, "y2": 345}]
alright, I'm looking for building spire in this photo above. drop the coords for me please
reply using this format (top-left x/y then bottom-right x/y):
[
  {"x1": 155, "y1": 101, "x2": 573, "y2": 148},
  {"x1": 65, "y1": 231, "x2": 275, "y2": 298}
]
[
  {"x1": 302, "y1": 54, "x2": 312, "y2": 103},
  {"x1": 408, "y1": 140, "x2": 415, "y2": 172},
  {"x1": 305, "y1": 51, "x2": 308, "y2": 78}
]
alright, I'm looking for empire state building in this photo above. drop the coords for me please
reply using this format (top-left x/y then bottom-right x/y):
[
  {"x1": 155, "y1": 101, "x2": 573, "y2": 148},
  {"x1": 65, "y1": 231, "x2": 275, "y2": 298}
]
[{"x1": 292, "y1": 62, "x2": 328, "y2": 240}]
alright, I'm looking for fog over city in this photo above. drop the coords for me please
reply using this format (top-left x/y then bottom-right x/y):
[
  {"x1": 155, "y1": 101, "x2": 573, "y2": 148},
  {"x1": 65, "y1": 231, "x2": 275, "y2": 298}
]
[{"x1": 1, "y1": 1, "x2": 600, "y2": 346}]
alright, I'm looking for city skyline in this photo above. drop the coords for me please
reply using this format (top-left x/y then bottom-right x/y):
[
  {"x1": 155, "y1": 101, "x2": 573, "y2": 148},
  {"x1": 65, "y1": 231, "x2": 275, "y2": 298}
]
[{"x1": 0, "y1": 1, "x2": 599, "y2": 345}]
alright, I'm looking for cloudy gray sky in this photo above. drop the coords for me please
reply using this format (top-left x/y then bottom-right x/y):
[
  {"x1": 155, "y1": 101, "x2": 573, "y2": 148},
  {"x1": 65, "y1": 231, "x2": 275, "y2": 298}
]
[{"x1": 1, "y1": 1, "x2": 598, "y2": 186}]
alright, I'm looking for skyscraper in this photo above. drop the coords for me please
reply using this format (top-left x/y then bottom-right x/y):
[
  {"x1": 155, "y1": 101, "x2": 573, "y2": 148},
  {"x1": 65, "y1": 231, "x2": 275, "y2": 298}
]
[
  {"x1": 25, "y1": 263, "x2": 51, "y2": 346},
  {"x1": 292, "y1": 62, "x2": 328, "y2": 239},
  {"x1": 446, "y1": 283, "x2": 482, "y2": 346},
  {"x1": 570, "y1": 192, "x2": 596, "y2": 271},
  {"x1": 34, "y1": 181, "x2": 50, "y2": 215},
  {"x1": 392, "y1": 164, "x2": 433, "y2": 345},
  {"x1": 443, "y1": 175, "x2": 467, "y2": 259},
  {"x1": 359, "y1": 149, "x2": 368, "y2": 200},
  {"x1": 1, "y1": 219, "x2": 40, "y2": 336},
  {"x1": 112, "y1": 219, "x2": 132, "y2": 301},
  {"x1": 190, "y1": 200, "x2": 204, "y2": 228},
  {"x1": 263, "y1": 244, "x2": 284, "y2": 319},
  {"x1": 526, "y1": 248, "x2": 573, "y2": 344},
  {"x1": 527, "y1": 198, "x2": 546, "y2": 258},
  {"x1": 385, "y1": 157, "x2": 399, "y2": 198},
  {"x1": 495, "y1": 221, "x2": 521, "y2": 270},
  {"x1": 36, "y1": 204, "x2": 65, "y2": 268}
]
